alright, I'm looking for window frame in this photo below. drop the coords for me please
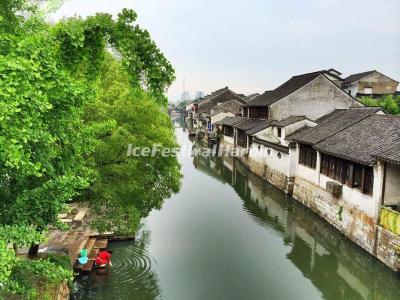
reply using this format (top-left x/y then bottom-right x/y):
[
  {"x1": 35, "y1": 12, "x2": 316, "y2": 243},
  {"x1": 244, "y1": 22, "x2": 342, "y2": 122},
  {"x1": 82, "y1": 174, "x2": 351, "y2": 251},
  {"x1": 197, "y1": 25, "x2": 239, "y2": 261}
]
[
  {"x1": 298, "y1": 144, "x2": 317, "y2": 169},
  {"x1": 320, "y1": 153, "x2": 374, "y2": 196}
]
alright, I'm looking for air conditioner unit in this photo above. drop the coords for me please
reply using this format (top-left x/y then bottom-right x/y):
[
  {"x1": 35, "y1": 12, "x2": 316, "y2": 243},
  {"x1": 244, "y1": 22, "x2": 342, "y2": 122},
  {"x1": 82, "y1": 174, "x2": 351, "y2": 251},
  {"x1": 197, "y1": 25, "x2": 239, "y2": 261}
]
[{"x1": 326, "y1": 181, "x2": 342, "y2": 198}]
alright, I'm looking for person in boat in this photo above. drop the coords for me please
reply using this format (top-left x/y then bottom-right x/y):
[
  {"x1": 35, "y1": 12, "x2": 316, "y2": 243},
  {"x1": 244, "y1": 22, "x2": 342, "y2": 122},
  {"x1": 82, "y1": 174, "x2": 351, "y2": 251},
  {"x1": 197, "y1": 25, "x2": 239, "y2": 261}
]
[{"x1": 95, "y1": 249, "x2": 113, "y2": 268}]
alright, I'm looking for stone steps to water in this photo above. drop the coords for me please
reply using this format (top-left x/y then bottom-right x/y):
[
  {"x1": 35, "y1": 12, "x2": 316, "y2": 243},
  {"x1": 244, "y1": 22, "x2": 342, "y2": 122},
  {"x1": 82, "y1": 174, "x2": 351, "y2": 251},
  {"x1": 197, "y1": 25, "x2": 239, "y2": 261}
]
[
  {"x1": 73, "y1": 238, "x2": 109, "y2": 273},
  {"x1": 93, "y1": 239, "x2": 108, "y2": 249},
  {"x1": 81, "y1": 260, "x2": 95, "y2": 272},
  {"x1": 88, "y1": 248, "x2": 99, "y2": 260}
]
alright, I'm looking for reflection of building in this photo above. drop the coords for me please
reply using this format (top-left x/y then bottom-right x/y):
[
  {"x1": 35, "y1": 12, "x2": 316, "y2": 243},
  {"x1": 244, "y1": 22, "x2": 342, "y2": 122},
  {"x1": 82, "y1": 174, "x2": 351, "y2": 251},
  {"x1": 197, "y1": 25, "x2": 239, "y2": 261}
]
[{"x1": 192, "y1": 152, "x2": 400, "y2": 299}]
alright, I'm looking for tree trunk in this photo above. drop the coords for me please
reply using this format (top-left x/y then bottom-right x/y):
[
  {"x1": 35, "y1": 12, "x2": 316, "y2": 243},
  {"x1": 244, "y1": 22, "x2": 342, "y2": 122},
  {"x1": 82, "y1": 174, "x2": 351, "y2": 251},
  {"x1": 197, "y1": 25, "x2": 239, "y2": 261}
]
[{"x1": 28, "y1": 243, "x2": 39, "y2": 258}]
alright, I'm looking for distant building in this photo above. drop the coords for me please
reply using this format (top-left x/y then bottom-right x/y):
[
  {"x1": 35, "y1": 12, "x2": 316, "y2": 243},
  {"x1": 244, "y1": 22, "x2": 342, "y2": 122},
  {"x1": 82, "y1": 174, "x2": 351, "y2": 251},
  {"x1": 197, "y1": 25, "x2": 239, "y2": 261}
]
[
  {"x1": 195, "y1": 91, "x2": 205, "y2": 100},
  {"x1": 197, "y1": 87, "x2": 246, "y2": 116},
  {"x1": 341, "y1": 70, "x2": 398, "y2": 97},
  {"x1": 181, "y1": 91, "x2": 191, "y2": 101}
]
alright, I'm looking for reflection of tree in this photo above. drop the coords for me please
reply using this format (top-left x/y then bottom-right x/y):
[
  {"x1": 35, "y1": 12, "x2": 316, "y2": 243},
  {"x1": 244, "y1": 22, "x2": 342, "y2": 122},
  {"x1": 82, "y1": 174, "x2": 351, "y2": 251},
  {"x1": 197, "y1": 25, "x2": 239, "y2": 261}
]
[{"x1": 193, "y1": 147, "x2": 400, "y2": 300}]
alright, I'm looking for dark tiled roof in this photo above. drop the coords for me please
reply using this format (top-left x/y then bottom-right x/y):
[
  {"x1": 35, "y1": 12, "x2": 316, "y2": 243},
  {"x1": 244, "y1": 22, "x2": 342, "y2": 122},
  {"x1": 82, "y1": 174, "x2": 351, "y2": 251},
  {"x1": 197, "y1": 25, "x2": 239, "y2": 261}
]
[
  {"x1": 197, "y1": 87, "x2": 229, "y2": 104},
  {"x1": 246, "y1": 120, "x2": 273, "y2": 135},
  {"x1": 216, "y1": 116, "x2": 245, "y2": 126},
  {"x1": 343, "y1": 71, "x2": 375, "y2": 84},
  {"x1": 285, "y1": 126, "x2": 314, "y2": 141},
  {"x1": 244, "y1": 71, "x2": 324, "y2": 107},
  {"x1": 272, "y1": 116, "x2": 308, "y2": 127},
  {"x1": 314, "y1": 114, "x2": 400, "y2": 165},
  {"x1": 245, "y1": 93, "x2": 260, "y2": 102},
  {"x1": 375, "y1": 142, "x2": 400, "y2": 165},
  {"x1": 292, "y1": 107, "x2": 382, "y2": 145},
  {"x1": 198, "y1": 87, "x2": 246, "y2": 105},
  {"x1": 234, "y1": 119, "x2": 266, "y2": 131},
  {"x1": 211, "y1": 99, "x2": 243, "y2": 115}
]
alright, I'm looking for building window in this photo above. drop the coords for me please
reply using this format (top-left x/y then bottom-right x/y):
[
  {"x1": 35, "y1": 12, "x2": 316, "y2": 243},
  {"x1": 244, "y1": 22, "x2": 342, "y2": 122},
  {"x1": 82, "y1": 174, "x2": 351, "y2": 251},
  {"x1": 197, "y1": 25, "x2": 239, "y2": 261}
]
[
  {"x1": 237, "y1": 130, "x2": 247, "y2": 148},
  {"x1": 277, "y1": 128, "x2": 282, "y2": 138},
  {"x1": 258, "y1": 145, "x2": 261, "y2": 150},
  {"x1": 277, "y1": 152, "x2": 281, "y2": 159},
  {"x1": 363, "y1": 167, "x2": 374, "y2": 195},
  {"x1": 299, "y1": 144, "x2": 317, "y2": 169},
  {"x1": 321, "y1": 154, "x2": 347, "y2": 183},
  {"x1": 364, "y1": 87, "x2": 373, "y2": 94},
  {"x1": 223, "y1": 126, "x2": 233, "y2": 137},
  {"x1": 267, "y1": 149, "x2": 271, "y2": 155},
  {"x1": 248, "y1": 107, "x2": 268, "y2": 119},
  {"x1": 320, "y1": 153, "x2": 374, "y2": 195}
]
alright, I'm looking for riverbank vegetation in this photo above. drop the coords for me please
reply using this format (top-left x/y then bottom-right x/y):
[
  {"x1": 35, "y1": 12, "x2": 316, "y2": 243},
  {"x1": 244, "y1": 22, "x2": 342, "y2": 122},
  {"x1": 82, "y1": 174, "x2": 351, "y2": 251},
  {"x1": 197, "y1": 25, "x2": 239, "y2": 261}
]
[{"x1": 0, "y1": 0, "x2": 181, "y2": 298}]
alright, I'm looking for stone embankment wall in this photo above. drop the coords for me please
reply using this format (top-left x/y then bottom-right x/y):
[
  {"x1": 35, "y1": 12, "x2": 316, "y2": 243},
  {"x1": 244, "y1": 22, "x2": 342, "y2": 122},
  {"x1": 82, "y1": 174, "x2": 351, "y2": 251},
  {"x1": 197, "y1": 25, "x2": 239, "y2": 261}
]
[
  {"x1": 376, "y1": 226, "x2": 400, "y2": 271},
  {"x1": 292, "y1": 176, "x2": 376, "y2": 254}
]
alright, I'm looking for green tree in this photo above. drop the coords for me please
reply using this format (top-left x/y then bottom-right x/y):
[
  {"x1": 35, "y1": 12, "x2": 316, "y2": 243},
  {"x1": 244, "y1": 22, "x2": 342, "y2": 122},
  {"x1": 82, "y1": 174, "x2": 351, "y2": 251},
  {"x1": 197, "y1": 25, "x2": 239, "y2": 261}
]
[
  {"x1": 0, "y1": 13, "x2": 95, "y2": 257},
  {"x1": 359, "y1": 95, "x2": 400, "y2": 115},
  {"x1": 83, "y1": 55, "x2": 181, "y2": 234},
  {"x1": 1, "y1": 0, "x2": 181, "y2": 297}
]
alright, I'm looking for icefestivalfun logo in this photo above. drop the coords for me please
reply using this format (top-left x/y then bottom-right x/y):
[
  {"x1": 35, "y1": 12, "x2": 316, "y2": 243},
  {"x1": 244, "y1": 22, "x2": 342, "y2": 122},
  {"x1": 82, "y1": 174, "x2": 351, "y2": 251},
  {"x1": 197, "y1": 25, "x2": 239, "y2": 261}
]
[{"x1": 126, "y1": 144, "x2": 255, "y2": 158}]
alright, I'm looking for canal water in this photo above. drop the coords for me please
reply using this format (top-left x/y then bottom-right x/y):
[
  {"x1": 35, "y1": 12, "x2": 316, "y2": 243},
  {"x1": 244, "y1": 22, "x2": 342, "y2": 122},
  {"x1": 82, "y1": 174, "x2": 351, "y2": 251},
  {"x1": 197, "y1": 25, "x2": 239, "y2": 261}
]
[{"x1": 72, "y1": 120, "x2": 400, "y2": 300}]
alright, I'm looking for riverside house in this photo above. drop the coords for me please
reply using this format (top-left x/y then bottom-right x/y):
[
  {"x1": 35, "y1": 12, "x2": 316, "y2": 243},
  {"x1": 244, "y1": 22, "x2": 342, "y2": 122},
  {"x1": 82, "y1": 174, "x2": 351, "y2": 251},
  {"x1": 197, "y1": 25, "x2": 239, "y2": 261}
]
[
  {"x1": 209, "y1": 99, "x2": 244, "y2": 132},
  {"x1": 217, "y1": 69, "x2": 363, "y2": 194},
  {"x1": 196, "y1": 87, "x2": 246, "y2": 131},
  {"x1": 290, "y1": 109, "x2": 400, "y2": 270},
  {"x1": 341, "y1": 70, "x2": 399, "y2": 97},
  {"x1": 243, "y1": 70, "x2": 361, "y2": 121},
  {"x1": 213, "y1": 69, "x2": 400, "y2": 271}
]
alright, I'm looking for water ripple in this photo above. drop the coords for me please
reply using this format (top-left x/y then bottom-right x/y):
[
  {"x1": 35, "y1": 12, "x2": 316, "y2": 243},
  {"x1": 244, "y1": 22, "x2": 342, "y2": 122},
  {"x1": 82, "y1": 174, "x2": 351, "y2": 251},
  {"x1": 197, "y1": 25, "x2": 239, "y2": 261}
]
[{"x1": 72, "y1": 230, "x2": 161, "y2": 300}]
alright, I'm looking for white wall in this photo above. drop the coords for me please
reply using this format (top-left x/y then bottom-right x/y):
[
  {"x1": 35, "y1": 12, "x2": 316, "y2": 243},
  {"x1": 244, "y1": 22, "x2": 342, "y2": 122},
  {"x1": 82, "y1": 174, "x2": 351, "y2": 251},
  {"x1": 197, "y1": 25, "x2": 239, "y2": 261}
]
[
  {"x1": 211, "y1": 112, "x2": 235, "y2": 125},
  {"x1": 253, "y1": 127, "x2": 279, "y2": 143},
  {"x1": 249, "y1": 143, "x2": 291, "y2": 176},
  {"x1": 223, "y1": 135, "x2": 234, "y2": 145},
  {"x1": 319, "y1": 174, "x2": 375, "y2": 217},
  {"x1": 294, "y1": 147, "x2": 383, "y2": 218},
  {"x1": 384, "y1": 164, "x2": 400, "y2": 205},
  {"x1": 343, "y1": 84, "x2": 358, "y2": 97},
  {"x1": 297, "y1": 164, "x2": 318, "y2": 184},
  {"x1": 270, "y1": 74, "x2": 362, "y2": 120}
]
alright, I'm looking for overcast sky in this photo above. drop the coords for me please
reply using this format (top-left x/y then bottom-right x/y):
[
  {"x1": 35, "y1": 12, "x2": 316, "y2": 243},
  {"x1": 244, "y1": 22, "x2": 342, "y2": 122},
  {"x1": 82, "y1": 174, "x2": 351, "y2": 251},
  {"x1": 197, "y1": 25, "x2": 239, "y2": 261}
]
[{"x1": 52, "y1": 0, "x2": 400, "y2": 102}]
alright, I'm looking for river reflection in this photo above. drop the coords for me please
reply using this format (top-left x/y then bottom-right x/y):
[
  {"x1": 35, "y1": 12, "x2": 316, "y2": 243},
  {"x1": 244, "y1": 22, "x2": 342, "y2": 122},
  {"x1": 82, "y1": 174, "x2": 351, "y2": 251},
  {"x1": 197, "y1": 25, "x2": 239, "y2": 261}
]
[
  {"x1": 73, "y1": 121, "x2": 400, "y2": 300},
  {"x1": 71, "y1": 229, "x2": 161, "y2": 300},
  {"x1": 193, "y1": 145, "x2": 400, "y2": 300}
]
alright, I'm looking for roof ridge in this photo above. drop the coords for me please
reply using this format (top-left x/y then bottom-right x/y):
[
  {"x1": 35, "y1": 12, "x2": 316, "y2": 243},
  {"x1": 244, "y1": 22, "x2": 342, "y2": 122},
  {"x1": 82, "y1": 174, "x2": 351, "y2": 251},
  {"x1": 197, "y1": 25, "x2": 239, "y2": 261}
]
[{"x1": 291, "y1": 70, "x2": 323, "y2": 78}]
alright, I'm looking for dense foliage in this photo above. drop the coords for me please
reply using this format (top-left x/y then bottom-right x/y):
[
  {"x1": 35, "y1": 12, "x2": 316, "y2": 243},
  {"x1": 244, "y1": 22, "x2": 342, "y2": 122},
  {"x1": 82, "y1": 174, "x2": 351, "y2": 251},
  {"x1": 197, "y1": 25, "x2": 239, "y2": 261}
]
[
  {"x1": 85, "y1": 55, "x2": 181, "y2": 234},
  {"x1": 0, "y1": 0, "x2": 181, "y2": 298},
  {"x1": 359, "y1": 95, "x2": 400, "y2": 115}
]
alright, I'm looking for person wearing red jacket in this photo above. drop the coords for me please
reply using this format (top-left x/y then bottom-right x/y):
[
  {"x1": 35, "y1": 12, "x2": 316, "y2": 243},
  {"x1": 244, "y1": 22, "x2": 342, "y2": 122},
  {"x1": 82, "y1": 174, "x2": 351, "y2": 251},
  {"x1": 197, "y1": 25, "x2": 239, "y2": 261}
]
[{"x1": 95, "y1": 249, "x2": 113, "y2": 268}]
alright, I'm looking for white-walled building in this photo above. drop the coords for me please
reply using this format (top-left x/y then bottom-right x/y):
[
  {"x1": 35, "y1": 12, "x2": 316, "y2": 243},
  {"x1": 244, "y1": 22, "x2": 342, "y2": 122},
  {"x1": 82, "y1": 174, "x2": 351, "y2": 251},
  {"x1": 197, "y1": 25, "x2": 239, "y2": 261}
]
[
  {"x1": 341, "y1": 70, "x2": 398, "y2": 97},
  {"x1": 243, "y1": 70, "x2": 362, "y2": 121}
]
